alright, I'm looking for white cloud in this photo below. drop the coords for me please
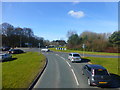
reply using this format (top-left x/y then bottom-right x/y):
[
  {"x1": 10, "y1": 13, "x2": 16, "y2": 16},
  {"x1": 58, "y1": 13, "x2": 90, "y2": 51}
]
[
  {"x1": 73, "y1": 1, "x2": 80, "y2": 5},
  {"x1": 68, "y1": 10, "x2": 85, "y2": 18}
]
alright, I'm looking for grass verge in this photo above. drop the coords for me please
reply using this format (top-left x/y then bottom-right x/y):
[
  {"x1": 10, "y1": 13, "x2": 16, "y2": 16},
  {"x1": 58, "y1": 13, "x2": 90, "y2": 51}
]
[
  {"x1": 83, "y1": 57, "x2": 119, "y2": 75},
  {"x1": 49, "y1": 48, "x2": 119, "y2": 56},
  {"x1": 2, "y1": 52, "x2": 46, "y2": 88}
]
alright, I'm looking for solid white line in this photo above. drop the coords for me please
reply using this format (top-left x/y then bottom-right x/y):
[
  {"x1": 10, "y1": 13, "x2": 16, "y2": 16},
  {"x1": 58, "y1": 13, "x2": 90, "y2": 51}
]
[
  {"x1": 66, "y1": 61, "x2": 71, "y2": 67},
  {"x1": 71, "y1": 69, "x2": 79, "y2": 86}
]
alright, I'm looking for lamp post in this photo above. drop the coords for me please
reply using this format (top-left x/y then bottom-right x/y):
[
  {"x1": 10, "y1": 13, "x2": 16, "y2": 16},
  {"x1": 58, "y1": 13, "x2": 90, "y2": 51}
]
[
  {"x1": 20, "y1": 35, "x2": 22, "y2": 47},
  {"x1": 82, "y1": 44, "x2": 85, "y2": 57},
  {"x1": 38, "y1": 43, "x2": 40, "y2": 54}
]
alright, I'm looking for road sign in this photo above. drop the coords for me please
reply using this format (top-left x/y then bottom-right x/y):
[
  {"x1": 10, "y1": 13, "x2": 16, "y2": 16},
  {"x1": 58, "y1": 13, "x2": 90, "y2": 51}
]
[{"x1": 38, "y1": 43, "x2": 40, "y2": 47}]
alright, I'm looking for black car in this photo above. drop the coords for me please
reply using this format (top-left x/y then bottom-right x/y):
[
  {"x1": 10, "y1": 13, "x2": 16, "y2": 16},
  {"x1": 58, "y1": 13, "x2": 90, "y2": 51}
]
[
  {"x1": 82, "y1": 64, "x2": 111, "y2": 86},
  {"x1": 2, "y1": 46, "x2": 11, "y2": 51},
  {"x1": 8, "y1": 49, "x2": 24, "y2": 54}
]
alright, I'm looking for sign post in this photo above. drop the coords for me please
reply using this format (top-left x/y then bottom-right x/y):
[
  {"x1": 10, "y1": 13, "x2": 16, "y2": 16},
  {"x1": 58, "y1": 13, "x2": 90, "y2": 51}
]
[{"x1": 82, "y1": 44, "x2": 85, "y2": 57}]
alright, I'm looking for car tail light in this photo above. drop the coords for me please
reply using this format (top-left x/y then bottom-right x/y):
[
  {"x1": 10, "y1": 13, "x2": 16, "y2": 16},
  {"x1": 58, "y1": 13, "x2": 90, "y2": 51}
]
[{"x1": 11, "y1": 51, "x2": 14, "y2": 53}]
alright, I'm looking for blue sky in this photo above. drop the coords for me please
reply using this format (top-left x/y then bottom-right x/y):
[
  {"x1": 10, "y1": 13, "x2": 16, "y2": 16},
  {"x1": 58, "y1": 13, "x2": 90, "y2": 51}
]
[{"x1": 2, "y1": 2, "x2": 118, "y2": 41}]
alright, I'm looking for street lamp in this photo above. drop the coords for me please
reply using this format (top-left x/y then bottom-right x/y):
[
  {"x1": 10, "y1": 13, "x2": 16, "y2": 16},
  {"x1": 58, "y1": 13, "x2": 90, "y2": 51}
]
[
  {"x1": 20, "y1": 35, "x2": 22, "y2": 47},
  {"x1": 82, "y1": 44, "x2": 85, "y2": 57},
  {"x1": 38, "y1": 43, "x2": 40, "y2": 54}
]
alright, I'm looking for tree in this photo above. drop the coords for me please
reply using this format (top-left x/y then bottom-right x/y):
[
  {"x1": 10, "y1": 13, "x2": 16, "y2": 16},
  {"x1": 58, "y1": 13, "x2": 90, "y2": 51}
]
[
  {"x1": 80, "y1": 31, "x2": 109, "y2": 52},
  {"x1": 1, "y1": 22, "x2": 46, "y2": 47},
  {"x1": 109, "y1": 30, "x2": 120, "y2": 46},
  {"x1": 108, "y1": 30, "x2": 120, "y2": 53},
  {"x1": 67, "y1": 33, "x2": 81, "y2": 49},
  {"x1": 66, "y1": 30, "x2": 77, "y2": 38}
]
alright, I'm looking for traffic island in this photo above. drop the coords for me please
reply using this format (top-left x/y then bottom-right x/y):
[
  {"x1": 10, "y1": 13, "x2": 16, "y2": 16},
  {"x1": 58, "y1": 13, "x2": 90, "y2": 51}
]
[{"x1": 2, "y1": 52, "x2": 46, "y2": 88}]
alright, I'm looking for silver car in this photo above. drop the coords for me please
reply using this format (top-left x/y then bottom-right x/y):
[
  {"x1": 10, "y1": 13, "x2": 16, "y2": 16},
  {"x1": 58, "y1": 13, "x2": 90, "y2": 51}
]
[
  {"x1": 0, "y1": 53, "x2": 12, "y2": 61},
  {"x1": 68, "y1": 53, "x2": 82, "y2": 63}
]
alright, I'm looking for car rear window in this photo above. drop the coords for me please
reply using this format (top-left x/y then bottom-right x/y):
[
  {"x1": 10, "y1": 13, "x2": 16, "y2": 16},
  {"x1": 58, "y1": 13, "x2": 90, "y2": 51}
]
[
  {"x1": 73, "y1": 54, "x2": 80, "y2": 57},
  {"x1": 94, "y1": 69, "x2": 109, "y2": 75}
]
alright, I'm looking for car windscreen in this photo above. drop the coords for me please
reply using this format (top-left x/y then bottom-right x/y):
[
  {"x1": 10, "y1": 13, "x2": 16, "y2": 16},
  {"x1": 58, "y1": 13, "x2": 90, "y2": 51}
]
[
  {"x1": 9, "y1": 49, "x2": 15, "y2": 51},
  {"x1": 94, "y1": 69, "x2": 109, "y2": 75},
  {"x1": 73, "y1": 54, "x2": 80, "y2": 57}
]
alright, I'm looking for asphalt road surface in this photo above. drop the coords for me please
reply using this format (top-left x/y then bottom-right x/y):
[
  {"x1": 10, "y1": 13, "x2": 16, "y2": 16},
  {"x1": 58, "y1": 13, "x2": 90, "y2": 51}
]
[
  {"x1": 34, "y1": 51, "x2": 97, "y2": 88},
  {"x1": 21, "y1": 48, "x2": 119, "y2": 88},
  {"x1": 22, "y1": 48, "x2": 119, "y2": 58}
]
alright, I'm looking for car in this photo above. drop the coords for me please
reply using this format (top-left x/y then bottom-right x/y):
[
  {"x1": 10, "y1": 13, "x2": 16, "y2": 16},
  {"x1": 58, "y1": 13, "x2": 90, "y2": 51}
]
[
  {"x1": 2, "y1": 46, "x2": 11, "y2": 51},
  {"x1": 41, "y1": 48, "x2": 50, "y2": 52},
  {"x1": 8, "y1": 49, "x2": 24, "y2": 54},
  {"x1": 82, "y1": 64, "x2": 111, "y2": 86},
  {"x1": 0, "y1": 53, "x2": 12, "y2": 61},
  {"x1": 68, "y1": 53, "x2": 82, "y2": 62}
]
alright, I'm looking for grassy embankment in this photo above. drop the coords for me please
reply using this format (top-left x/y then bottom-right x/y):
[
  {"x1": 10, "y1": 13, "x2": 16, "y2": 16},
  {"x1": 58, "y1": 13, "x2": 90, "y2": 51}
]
[
  {"x1": 84, "y1": 57, "x2": 119, "y2": 75},
  {"x1": 2, "y1": 52, "x2": 46, "y2": 88},
  {"x1": 50, "y1": 48, "x2": 119, "y2": 75}
]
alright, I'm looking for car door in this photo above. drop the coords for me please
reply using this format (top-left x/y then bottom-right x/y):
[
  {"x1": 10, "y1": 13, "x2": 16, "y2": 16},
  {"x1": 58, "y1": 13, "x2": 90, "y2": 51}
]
[
  {"x1": 83, "y1": 65, "x2": 88, "y2": 76},
  {"x1": 85, "y1": 66, "x2": 91, "y2": 78}
]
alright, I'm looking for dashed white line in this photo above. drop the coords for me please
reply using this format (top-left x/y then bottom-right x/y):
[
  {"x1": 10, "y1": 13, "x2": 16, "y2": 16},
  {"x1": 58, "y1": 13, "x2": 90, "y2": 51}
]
[
  {"x1": 56, "y1": 54, "x2": 59, "y2": 56},
  {"x1": 61, "y1": 57, "x2": 65, "y2": 60},
  {"x1": 56, "y1": 54, "x2": 65, "y2": 60},
  {"x1": 66, "y1": 61, "x2": 71, "y2": 67},
  {"x1": 55, "y1": 53, "x2": 79, "y2": 86},
  {"x1": 71, "y1": 69, "x2": 79, "y2": 86}
]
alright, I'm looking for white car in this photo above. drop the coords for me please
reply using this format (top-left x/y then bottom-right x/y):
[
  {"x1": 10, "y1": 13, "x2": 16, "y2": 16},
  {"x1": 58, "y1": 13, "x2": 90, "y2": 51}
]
[
  {"x1": 41, "y1": 48, "x2": 50, "y2": 52},
  {"x1": 68, "y1": 53, "x2": 82, "y2": 63},
  {"x1": 0, "y1": 53, "x2": 12, "y2": 61}
]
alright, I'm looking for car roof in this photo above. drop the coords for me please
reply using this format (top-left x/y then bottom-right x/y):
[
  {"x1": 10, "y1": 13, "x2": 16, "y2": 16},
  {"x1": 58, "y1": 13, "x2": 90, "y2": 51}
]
[
  {"x1": 69, "y1": 53, "x2": 79, "y2": 54},
  {"x1": 86, "y1": 64, "x2": 106, "y2": 70},
  {"x1": 10, "y1": 49, "x2": 22, "y2": 50},
  {"x1": 0, "y1": 53, "x2": 8, "y2": 55}
]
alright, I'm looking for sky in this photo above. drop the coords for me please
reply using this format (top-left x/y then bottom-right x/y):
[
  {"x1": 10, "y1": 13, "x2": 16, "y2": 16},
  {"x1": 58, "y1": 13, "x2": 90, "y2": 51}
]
[{"x1": 2, "y1": 2, "x2": 118, "y2": 41}]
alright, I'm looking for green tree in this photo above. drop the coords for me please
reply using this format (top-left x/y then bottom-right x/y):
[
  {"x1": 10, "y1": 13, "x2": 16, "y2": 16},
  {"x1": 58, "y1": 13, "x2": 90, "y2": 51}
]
[
  {"x1": 67, "y1": 34, "x2": 81, "y2": 49},
  {"x1": 109, "y1": 30, "x2": 120, "y2": 46}
]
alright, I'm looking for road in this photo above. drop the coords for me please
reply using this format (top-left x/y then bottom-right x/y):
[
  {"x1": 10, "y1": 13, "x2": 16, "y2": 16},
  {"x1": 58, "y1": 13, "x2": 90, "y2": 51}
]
[
  {"x1": 21, "y1": 48, "x2": 119, "y2": 88},
  {"x1": 22, "y1": 48, "x2": 119, "y2": 58},
  {"x1": 34, "y1": 51, "x2": 96, "y2": 88}
]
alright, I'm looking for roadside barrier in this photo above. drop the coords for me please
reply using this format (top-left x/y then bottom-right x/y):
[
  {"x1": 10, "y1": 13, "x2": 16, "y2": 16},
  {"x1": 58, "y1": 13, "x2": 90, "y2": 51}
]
[{"x1": 56, "y1": 48, "x2": 67, "y2": 50}]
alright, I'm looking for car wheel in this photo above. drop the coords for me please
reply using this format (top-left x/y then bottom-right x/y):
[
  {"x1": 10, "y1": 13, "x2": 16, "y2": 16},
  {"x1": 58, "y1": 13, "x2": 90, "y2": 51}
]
[{"x1": 88, "y1": 78, "x2": 92, "y2": 86}]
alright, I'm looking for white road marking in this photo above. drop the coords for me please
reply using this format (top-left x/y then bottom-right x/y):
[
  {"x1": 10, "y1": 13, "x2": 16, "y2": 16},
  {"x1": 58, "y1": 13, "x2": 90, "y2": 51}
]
[
  {"x1": 71, "y1": 69, "x2": 79, "y2": 86},
  {"x1": 61, "y1": 57, "x2": 65, "y2": 60},
  {"x1": 54, "y1": 53, "x2": 80, "y2": 86},
  {"x1": 55, "y1": 54, "x2": 65, "y2": 60},
  {"x1": 66, "y1": 61, "x2": 71, "y2": 67},
  {"x1": 56, "y1": 54, "x2": 59, "y2": 56}
]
